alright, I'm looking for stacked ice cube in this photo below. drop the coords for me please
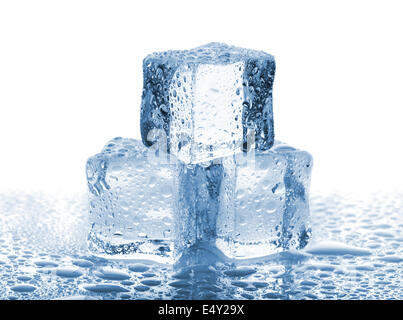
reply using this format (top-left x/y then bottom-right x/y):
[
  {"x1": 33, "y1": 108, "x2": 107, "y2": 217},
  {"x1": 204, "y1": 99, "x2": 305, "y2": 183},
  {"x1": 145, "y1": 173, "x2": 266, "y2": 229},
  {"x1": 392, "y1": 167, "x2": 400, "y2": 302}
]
[{"x1": 86, "y1": 43, "x2": 313, "y2": 263}]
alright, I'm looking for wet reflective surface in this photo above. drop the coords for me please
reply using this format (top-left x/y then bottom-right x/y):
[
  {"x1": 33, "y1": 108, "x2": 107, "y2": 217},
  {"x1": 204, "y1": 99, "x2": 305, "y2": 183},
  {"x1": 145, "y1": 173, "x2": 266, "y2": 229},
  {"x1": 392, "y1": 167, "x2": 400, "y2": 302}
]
[{"x1": 0, "y1": 191, "x2": 401, "y2": 300}]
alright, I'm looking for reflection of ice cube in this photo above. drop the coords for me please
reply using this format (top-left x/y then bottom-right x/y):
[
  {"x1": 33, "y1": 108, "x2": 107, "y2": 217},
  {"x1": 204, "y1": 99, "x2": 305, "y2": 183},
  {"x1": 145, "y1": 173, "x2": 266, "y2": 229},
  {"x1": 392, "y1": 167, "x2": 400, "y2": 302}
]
[
  {"x1": 140, "y1": 42, "x2": 275, "y2": 164},
  {"x1": 86, "y1": 137, "x2": 175, "y2": 263}
]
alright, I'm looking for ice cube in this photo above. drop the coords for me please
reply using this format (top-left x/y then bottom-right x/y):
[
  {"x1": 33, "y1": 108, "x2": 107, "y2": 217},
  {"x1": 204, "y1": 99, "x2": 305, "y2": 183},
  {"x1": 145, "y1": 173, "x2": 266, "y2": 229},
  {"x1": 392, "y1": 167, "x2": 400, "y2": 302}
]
[
  {"x1": 86, "y1": 137, "x2": 175, "y2": 263},
  {"x1": 174, "y1": 141, "x2": 312, "y2": 260},
  {"x1": 140, "y1": 42, "x2": 275, "y2": 164},
  {"x1": 216, "y1": 142, "x2": 313, "y2": 259}
]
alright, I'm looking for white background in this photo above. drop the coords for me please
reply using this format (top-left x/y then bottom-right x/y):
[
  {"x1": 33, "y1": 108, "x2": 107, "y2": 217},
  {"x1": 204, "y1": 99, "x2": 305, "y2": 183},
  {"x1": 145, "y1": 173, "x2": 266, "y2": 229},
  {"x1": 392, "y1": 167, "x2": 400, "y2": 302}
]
[{"x1": 0, "y1": 0, "x2": 402, "y2": 194}]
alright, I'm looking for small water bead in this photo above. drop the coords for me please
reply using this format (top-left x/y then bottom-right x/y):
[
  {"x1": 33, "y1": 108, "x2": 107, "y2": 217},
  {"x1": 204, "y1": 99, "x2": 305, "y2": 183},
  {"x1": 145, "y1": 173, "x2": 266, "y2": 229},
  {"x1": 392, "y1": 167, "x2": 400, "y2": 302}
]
[
  {"x1": 244, "y1": 286, "x2": 259, "y2": 293},
  {"x1": 379, "y1": 255, "x2": 403, "y2": 263},
  {"x1": 128, "y1": 264, "x2": 149, "y2": 273},
  {"x1": 72, "y1": 259, "x2": 94, "y2": 268},
  {"x1": 355, "y1": 265, "x2": 376, "y2": 272},
  {"x1": 82, "y1": 284, "x2": 129, "y2": 293},
  {"x1": 224, "y1": 268, "x2": 256, "y2": 278},
  {"x1": 134, "y1": 285, "x2": 150, "y2": 292},
  {"x1": 231, "y1": 281, "x2": 248, "y2": 288},
  {"x1": 140, "y1": 279, "x2": 161, "y2": 286},
  {"x1": 11, "y1": 284, "x2": 37, "y2": 292},
  {"x1": 373, "y1": 232, "x2": 394, "y2": 238},
  {"x1": 55, "y1": 268, "x2": 83, "y2": 278},
  {"x1": 168, "y1": 280, "x2": 191, "y2": 288},
  {"x1": 34, "y1": 260, "x2": 58, "y2": 268},
  {"x1": 262, "y1": 292, "x2": 285, "y2": 299},
  {"x1": 142, "y1": 273, "x2": 156, "y2": 278},
  {"x1": 305, "y1": 241, "x2": 371, "y2": 256},
  {"x1": 252, "y1": 281, "x2": 268, "y2": 288},
  {"x1": 121, "y1": 280, "x2": 134, "y2": 286}
]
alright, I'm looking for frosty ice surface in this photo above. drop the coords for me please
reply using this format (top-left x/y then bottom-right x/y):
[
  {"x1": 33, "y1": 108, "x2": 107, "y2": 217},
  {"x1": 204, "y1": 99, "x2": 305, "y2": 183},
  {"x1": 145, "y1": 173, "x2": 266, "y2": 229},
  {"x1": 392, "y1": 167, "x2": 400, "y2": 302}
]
[
  {"x1": 86, "y1": 137, "x2": 175, "y2": 263},
  {"x1": 140, "y1": 42, "x2": 275, "y2": 164}
]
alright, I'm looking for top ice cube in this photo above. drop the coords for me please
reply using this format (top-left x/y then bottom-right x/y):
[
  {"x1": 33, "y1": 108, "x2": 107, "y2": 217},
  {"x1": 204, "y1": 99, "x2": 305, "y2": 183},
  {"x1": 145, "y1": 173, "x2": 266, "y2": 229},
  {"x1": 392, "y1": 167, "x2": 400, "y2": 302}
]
[{"x1": 140, "y1": 42, "x2": 276, "y2": 164}]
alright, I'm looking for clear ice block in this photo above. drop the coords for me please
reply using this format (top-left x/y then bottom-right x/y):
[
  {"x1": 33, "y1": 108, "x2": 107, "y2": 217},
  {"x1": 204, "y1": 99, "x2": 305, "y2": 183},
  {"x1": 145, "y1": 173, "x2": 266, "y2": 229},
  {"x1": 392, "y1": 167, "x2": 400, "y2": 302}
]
[
  {"x1": 140, "y1": 42, "x2": 276, "y2": 164},
  {"x1": 175, "y1": 141, "x2": 312, "y2": 260},
  {"x1": 86, "y1": 137, "x2": 175, "y2": 263},
  {"x1": 217, "y1": 142, "x2": 313, "y2": 259}
]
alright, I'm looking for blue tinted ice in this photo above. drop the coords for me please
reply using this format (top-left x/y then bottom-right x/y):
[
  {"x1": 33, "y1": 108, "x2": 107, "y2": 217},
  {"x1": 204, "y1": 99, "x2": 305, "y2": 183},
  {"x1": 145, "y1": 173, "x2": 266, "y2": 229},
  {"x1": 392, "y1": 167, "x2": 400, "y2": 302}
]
[
  {"x1": 174, "y1": 157, "x2": 235, "y2": 257},
  {"x1": 217, "y1": 142, "x2": 313, "y2": 259},
  {"x1": 86, "y1": 137, "x2": 175, "y2": 263},
  {"x1": 140, "y1": 42, "x2": 275, "y2": 164},
  {"x1": 175, "y1": 141, "x2": 312, "y2": 260}
]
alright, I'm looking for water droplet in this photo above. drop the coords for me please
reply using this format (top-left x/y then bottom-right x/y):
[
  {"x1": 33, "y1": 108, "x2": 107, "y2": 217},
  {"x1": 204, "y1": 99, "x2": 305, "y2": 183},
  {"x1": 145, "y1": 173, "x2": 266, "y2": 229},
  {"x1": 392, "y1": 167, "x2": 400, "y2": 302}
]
[
  {"x1": 55, "y1": 268, "x2": 83, "y2": 278},
  {"x1": 82, "y1": 284, "x2": 129, "y2": 293},
  {"x1": 11, "y1": 284, "x2": 36, "y2": 292}
]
